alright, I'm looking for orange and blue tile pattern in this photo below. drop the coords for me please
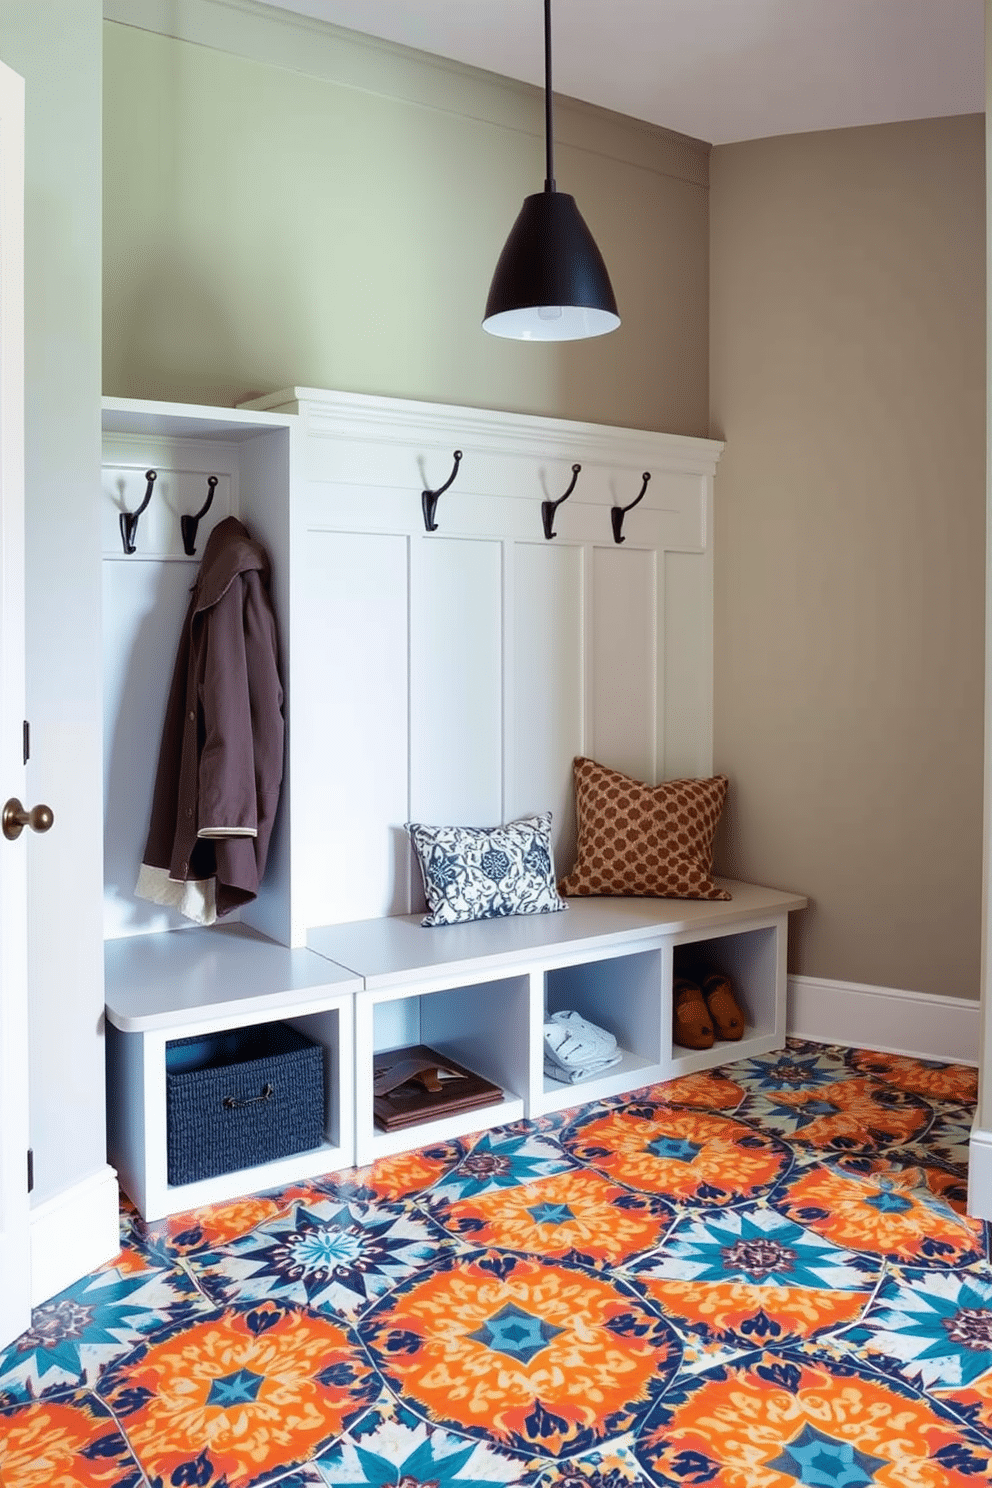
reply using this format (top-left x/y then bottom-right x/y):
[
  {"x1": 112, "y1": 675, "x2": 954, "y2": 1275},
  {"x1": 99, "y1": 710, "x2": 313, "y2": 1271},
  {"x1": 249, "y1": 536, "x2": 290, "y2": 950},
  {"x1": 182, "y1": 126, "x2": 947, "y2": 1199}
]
[{"x1": 0, "y1": 1038, "x2": 989, "y2": 1487}]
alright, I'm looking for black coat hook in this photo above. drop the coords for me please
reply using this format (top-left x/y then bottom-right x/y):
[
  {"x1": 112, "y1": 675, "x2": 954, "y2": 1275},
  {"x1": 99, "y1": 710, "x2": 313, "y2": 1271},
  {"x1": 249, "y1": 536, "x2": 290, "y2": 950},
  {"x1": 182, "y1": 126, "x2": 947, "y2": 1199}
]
[
  {"x1": 541, "y1": 463, "x2": 581, "y2": 540},
  {"x1": 422, "y1": 450, "x2": 462, "y2": 532},
  {"x1": 611, "y1": 472, "x2": 651, "y2": 544},
  {"x1": 181, "y1": 475, "x2": 218, "y2": 556},
  {"x1": 120, "y1": 469, "x2": 157, "y2": 554}
]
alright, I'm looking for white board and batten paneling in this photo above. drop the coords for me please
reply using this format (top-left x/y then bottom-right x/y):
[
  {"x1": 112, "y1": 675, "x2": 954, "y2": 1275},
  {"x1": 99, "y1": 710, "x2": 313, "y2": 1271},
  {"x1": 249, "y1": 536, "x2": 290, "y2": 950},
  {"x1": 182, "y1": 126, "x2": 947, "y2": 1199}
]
[
  {"x1": 103, "y1": 388, "x2": 721, "y2": 948},
  {"x1": 97, "y1": 388, "x2": 772, "y2": 1215},
  {"x1": 240, "y1": 386, "x2": 723, "y2": 936}
]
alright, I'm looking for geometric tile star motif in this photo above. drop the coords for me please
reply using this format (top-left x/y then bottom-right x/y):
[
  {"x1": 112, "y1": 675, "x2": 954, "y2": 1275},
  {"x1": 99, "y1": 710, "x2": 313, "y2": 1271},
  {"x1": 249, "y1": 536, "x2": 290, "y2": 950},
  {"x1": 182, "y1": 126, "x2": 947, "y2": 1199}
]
[
  {"x1": 526, "y1": 1202, "x2": 576, "y2": 1227},
  {"x1": 195, "y1": 1199, "x2": 451, "y2": 1319},
  {"x1": 648, "y1": 1205, "x2": 871, "y2": 1293},
  {"x1": 316, "y1": 1398, "x2": 528, "y2": 1486},
  {"x1": 845, "y1": 1270, "x2": 992, "y2": 1389},
  {"x1": 767, "y1": 1423, "x2": 888, "y2": 1487},
  {"x1": 285, "y1": 1228, "x2": 364, "y2": 1268},
  {"x1": 864, "y1": 1189, "x2": 914, "y2": 1214},
  {"x1": 647, "y1": 1136, "x2": 703, "y2": 1164},
  {"x1": 732, "y1": 1046, "x2": 850, "y2": 1092},
  {"x1": 0, "y1": 1262, "x2": 205, "y2": 1401},
  {"x1": 431, "y1": 1131, "x2": 575, "y2": 1203},
  {"x1": 468, "y1": 1302, "x2": 564, "y2": 1364},
  {"x1": 206, "y1": 1367, "x2": 265, "y2": 1408}
]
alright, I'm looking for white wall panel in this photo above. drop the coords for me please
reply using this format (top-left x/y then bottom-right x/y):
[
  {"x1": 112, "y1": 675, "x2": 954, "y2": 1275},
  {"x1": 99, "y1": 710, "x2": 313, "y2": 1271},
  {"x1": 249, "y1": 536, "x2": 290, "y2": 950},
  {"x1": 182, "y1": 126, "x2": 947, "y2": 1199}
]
[
  {"x1": 590, "y1": 546, "x2": 658, "y2": 781},
  {"x1": 410, "y1": 537, "x2": 503, "y2": 833},
  {"x1": 508, "y1": 541, "x2": 584, "y2": 877},
  {"x1": 300, "y1": 531, "x2": 410, "y2": 924},
  {"x1": 664, "y1": 549, "x2": 714, "y2": 779},
  {"x1": 103, "y1": 559, "x2": 200, "y2": 939}
]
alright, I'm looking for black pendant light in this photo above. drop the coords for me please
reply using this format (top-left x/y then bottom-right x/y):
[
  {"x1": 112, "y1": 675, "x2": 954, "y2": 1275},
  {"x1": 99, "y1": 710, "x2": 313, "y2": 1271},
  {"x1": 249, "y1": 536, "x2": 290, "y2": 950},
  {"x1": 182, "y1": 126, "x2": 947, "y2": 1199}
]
[{"x1": 483, "y1": 0, "x2": 620, "y2": 341}]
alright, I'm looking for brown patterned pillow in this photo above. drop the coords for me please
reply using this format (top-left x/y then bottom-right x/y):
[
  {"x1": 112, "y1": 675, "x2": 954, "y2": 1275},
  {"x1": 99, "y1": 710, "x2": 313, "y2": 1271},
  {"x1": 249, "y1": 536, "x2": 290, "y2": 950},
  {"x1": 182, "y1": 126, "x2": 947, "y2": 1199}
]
[{"x1": 558, "y1": 757, "x2": 731, "y2": 900}]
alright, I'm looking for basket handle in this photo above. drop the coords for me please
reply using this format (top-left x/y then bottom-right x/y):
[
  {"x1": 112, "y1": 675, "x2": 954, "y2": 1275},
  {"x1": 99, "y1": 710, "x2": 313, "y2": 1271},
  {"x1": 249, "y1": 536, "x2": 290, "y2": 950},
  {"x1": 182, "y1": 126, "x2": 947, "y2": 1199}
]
[{"x1": 223, "y1": 1083, "x2": 274, "y2": 1110}]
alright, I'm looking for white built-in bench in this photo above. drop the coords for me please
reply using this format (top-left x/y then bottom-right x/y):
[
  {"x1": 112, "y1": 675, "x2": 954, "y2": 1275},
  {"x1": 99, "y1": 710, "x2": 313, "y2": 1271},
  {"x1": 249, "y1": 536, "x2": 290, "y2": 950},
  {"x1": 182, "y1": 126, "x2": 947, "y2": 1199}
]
[{"x1": 105, "y1": 879, "x2": 807, "y2": 1220}]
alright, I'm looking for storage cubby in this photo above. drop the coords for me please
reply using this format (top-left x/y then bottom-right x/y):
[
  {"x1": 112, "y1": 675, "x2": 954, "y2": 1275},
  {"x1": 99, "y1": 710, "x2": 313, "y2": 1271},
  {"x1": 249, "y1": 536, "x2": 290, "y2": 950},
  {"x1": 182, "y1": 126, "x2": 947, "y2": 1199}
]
[
  {"x1": 353, "y1": 970, "x2": 531, "y2": 1165},
  {"x1": 668, "y1": 921, "x2": 786, "y2": 1074},
  {"x1": 307, "y1": 884, "x2": 805, "y2": 1164},
  {"x1": 104, "y1": 924, "x2": 360, "y2": 1220},
  {"x1": 536, "y1": 948, "x2": 664, "y2": 1115}
]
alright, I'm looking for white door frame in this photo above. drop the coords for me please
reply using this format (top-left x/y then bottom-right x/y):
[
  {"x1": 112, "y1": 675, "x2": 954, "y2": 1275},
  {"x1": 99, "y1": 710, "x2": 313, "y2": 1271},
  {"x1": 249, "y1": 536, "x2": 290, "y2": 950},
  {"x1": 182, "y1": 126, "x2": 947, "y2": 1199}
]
[{"x1": 0, "y1": 56, "x2": 31, "y2": 1349}]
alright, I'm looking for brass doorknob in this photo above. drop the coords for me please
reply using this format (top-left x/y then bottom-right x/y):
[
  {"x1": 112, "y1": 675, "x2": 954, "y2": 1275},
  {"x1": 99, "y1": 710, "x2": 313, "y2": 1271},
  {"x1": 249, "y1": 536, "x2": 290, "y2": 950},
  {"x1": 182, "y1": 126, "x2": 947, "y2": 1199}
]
[{"x1": 2, "y1": 798, "x2": 54, "y2": 842}]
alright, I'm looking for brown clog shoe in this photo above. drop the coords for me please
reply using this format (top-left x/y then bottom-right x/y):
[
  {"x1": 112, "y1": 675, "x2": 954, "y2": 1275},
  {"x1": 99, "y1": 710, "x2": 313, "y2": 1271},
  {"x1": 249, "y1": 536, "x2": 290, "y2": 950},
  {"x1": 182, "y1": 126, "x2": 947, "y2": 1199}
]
[
  {"x1": 702, "y1": 972, "x2": 745, "y2": 1040},
  {"x1": 673, "y1": 977, "x2": 714, "y2": 1050}
]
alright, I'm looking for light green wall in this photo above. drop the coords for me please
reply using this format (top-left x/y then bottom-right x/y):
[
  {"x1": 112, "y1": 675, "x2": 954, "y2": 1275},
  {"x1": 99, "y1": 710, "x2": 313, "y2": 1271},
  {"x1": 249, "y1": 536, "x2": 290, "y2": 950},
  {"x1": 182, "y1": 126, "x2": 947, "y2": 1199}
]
[{"x1": 103, "y1": 7, "x2": 710, "y2": 434}]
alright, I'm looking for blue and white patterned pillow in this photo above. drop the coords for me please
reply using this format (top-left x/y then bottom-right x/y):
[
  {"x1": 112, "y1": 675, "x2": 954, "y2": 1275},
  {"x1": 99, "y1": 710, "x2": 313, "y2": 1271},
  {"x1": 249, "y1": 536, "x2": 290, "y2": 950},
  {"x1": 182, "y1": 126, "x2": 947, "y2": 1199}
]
[{"x1": 406, "y1": 812, "x2": 567, "y2": 927}]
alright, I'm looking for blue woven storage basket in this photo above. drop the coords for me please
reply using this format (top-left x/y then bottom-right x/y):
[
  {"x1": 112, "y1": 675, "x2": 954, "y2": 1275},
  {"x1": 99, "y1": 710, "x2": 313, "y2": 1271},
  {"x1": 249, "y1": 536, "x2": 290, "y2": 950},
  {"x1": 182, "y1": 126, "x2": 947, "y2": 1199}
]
[{"x1": 165, "y1": 1022, "x2": 325, "y2": 1187}]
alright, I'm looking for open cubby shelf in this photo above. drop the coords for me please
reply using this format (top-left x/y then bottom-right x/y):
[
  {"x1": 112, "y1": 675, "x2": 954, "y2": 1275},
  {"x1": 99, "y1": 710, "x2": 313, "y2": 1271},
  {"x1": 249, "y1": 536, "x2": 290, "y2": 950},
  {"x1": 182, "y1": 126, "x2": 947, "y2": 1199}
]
[{"x1": 105, "y1": 881, "x2": 805, "y2": 1217}]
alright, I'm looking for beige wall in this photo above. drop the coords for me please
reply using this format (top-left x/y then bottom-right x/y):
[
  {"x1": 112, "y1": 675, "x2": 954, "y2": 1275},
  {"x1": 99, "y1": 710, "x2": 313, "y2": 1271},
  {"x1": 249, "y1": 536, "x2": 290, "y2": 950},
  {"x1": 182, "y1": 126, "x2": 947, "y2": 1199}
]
[
  {"x1": 976, "y1": 1, "x2": 992, "y2": 1132},
  {"x1": 103, "y1": 7, "x2": 709, "y2": 435},
  {"x1": 710, "y1": 115, "x2": 986, "y2": 1000}
]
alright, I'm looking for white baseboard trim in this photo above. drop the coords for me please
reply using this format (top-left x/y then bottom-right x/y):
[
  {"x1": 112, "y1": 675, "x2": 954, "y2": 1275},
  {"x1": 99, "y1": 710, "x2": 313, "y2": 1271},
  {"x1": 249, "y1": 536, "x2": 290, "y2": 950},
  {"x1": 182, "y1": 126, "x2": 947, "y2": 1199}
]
[
  {"x1": 787, "y1": 974, "x2": 980, "y2": 1066},
  {"x1": 968, "y1": 1125, "x2": 992, "y2": 1220},
  {"x1": 30, "y1": 1165, "x2": 121, "y2": 1308}
]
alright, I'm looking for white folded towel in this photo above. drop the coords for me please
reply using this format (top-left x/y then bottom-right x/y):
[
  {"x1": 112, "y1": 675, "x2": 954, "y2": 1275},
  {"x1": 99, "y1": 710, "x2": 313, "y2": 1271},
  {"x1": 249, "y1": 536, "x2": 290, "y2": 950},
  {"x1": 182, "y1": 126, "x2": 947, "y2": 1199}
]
[{"x1": 543, "y1": 1009, "x2": 622, "y2": 1084}]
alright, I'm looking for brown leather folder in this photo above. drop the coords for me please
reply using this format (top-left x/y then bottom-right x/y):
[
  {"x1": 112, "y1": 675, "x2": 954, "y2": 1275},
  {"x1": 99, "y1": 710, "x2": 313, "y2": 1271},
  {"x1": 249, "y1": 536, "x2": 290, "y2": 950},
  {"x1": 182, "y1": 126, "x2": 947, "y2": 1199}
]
[{"x1": 372, "y1": 1043, "x2": 504, "y2": 1131}]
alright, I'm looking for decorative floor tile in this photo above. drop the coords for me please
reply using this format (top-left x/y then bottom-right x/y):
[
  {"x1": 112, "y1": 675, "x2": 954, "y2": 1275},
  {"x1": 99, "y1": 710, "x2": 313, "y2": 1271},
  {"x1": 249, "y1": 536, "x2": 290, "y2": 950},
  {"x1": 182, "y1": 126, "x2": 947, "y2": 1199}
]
[
  {"x1": 430, "y1": 1167, "x2": 674, "y2": 1267},
  {"x1": 846, "y1": 1048, "x2": 979, "y2": 1105},
  {"x1": 0, "y1": 1260, "x2": 208, "y2": 1402},
  {"x1": 735, "y1": 1075, "x2": 933, "y2": 1151},
  {"x1": 841, "y1": 1147, "x2": 973, "y2": 1216},
  {"x1": 912, "y1": 1106, "x2": 977, "y2": 1172},
  {"x1": 191, "y1": 1196, "x2": 459, "y2": 1319},
  {"x1": 0, "y1": 1390, "x2": 142, "y2": 1487},
  {"x1": 727, "y1": 1039, "x2": 854, "y2": 1094},
  {"x1": 839, "y1": 1267, "x2": 992, "y2": 1392},
  {"x1": 628, "y1": 1200, "x2": 879, "y2": 1358},
  {"x1": 97, "y1": 1300, "x2": 380, "y2": 1488},
  {"x1": 2, "y1": 1038, "x2": 990, "y2": 1488},
  {"x1": 358, "y1": 1249, "x2": 680, "y2": 1458},
  {"x1": 561, "y1": 1100, "x2": 792, "y2": 1203},
  {"x1": 316, "y1": 1396, "x2": 537, "y2": 1484},
  {"x1": 637, "y1": 1346, "x2": 992, "y2": 1485},
  {"x1": 428, "y1": 1129, "x2": 577, "y2": 1205},
  {"x1": 779, "y1": 1155, "x2": 986, "y2": 1267}
]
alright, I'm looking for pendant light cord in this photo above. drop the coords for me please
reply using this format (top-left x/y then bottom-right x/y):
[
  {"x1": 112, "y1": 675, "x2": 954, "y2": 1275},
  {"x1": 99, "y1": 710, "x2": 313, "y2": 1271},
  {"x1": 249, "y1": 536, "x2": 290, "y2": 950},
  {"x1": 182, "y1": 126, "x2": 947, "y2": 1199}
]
[{"x1": 544, "y1": 0, "x2": 556, "y2": 191}]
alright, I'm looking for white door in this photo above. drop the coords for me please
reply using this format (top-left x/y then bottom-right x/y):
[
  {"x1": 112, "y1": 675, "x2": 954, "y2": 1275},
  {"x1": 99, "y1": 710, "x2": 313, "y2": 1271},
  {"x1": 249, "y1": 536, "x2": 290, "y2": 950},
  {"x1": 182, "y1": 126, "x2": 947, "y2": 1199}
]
[{"x1": 0, "y1": 57, "x2": 30, "y2": 1351}]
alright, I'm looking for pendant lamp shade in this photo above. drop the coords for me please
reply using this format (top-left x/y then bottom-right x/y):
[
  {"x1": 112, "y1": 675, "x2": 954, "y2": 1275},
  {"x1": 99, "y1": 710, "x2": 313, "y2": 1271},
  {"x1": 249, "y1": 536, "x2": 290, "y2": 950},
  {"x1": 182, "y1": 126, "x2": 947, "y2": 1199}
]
[
  {"x1": 483, "y1": 191, "x2": 620, "y2": 341},
  {"x1": 482, "y1": 0, "x2": 620, "y2": 341}
]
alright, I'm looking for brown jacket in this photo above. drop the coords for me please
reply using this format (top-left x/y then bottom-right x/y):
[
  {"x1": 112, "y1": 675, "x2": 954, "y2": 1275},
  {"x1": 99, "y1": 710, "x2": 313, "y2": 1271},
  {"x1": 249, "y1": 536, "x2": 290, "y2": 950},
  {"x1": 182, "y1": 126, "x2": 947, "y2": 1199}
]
[{"x1": 136, "y1": 516, "x2": 284, "y2": 923}]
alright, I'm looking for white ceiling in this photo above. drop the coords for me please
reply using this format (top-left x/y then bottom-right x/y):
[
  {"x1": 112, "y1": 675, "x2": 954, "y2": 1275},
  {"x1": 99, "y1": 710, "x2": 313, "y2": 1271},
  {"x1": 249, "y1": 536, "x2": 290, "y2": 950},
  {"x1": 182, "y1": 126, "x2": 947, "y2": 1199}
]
[{"x1": 261, "y1": 0, "x2": 984, "y2": 145}]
